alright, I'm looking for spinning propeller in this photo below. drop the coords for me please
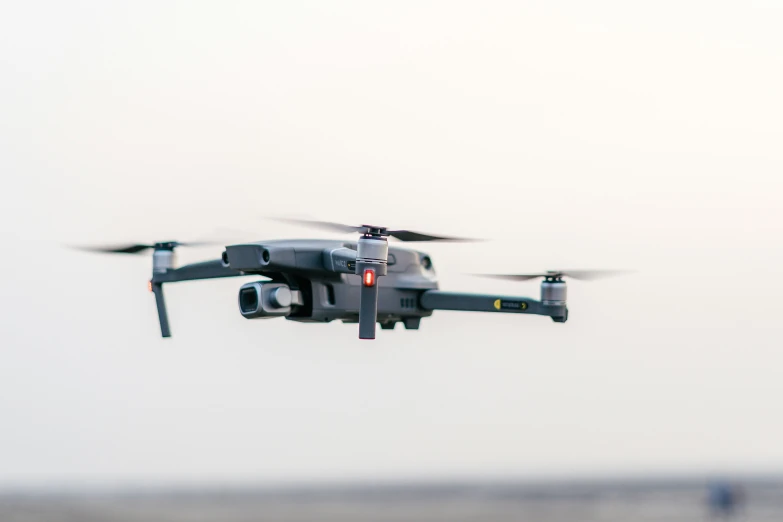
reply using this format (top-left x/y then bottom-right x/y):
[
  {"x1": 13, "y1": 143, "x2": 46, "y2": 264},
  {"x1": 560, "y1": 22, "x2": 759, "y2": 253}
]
[
  {"x1": 271, "y1": 218, "x2": 476, "y2": 243},
  {"x1": 473, "y1": 270, "x2": 634, "y2": 281},
  {"x1": 72, "y1": 240, "x2": 219, "y2": 255}
]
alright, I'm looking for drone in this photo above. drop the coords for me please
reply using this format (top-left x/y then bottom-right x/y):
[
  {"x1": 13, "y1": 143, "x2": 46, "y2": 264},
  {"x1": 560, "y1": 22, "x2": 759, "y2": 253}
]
[{"x1": 74, "y1": 219, "x2": 631, "y2": 340}]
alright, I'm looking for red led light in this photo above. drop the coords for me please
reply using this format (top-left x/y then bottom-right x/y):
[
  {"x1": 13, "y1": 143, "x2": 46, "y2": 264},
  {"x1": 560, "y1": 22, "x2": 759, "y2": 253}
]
[
  {"x1": 363, "y1": 269, "x2": 375, "y2": 287},
  {"x1": 148, "y1": 281, "x2": 153, "y2": 292}
]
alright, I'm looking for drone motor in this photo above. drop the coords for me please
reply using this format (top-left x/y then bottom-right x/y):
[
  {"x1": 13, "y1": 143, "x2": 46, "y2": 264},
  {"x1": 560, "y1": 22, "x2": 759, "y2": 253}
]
[
  {"x1": 541, "y1": 278, "x2": 567, "y2": 306},
  {"x1": 152, "y1": 243, "x2": 177, "y2": 273}
]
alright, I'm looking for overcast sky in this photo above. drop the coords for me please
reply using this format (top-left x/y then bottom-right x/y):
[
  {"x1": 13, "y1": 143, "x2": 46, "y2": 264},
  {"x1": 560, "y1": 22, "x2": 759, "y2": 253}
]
[{"x1": 1, "y1": 0, "x2": 782, "y2": 488}]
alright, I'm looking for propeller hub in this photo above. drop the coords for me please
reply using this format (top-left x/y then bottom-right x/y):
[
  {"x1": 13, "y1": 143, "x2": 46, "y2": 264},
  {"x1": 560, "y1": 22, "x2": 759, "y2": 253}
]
[{"x1": 359, "y1": 225, "x2": 388, "y2": 237}]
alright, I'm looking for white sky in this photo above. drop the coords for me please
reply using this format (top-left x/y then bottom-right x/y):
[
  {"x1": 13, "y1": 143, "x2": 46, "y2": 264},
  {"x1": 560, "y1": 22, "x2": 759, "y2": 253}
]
[{"x1": 1, "y1": 0, "x2": 782, "y2": 488}]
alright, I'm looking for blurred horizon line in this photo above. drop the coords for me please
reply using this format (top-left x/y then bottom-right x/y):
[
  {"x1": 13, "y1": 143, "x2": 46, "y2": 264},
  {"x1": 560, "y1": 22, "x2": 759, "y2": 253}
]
[{"x1": 1, "y1": 470, "x2": 781, "y2": 495}]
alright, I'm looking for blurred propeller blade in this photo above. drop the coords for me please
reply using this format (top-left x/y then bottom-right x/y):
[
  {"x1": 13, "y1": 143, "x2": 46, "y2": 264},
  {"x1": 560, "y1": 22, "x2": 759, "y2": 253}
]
[
  {"x1": 173, "y1": 241, "x2": 222, "y2": 248},
  {"x1": 69, "y1": 240, "x2": 223, "y2": 255},
  {"x1": 473, "y1": 273, "x2": 551, "y2": 281},
  {"x1": 271, "y1": 217, "x2": 478, "y2": 242},
  {"x1": 473, "y1": 270, "x2": 634, "y2": 281},
  {"x1": 270, "y1": 218, "x2": 365, "y2": 235},
  {"x1": 386, "y1": 230, "x2": 473, "y2": 242},
  {"x1": 551, "y1": 270, "x2": 635, "y2": 281},
  {"x1": 72, "y1": 243, "x2": 156, "y2": 254}
]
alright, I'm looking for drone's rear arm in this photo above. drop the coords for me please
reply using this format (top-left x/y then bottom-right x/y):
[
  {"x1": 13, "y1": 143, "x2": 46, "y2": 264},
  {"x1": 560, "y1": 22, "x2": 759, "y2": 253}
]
[
  {"x1": 152, "y1": 259, "x2": 239, "y2": 284},
  {"x1": 419, "y1": 290, "x2": 568, "y2": 322},
  {"x1": 150, "y1": 259, "x2": 245, "y2": 337}
]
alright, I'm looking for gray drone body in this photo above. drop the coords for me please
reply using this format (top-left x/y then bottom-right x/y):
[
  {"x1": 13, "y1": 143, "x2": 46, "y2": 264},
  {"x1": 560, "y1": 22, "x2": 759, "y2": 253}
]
[
  {"x1": 78, "y1": 219, "x2": 629, "y2": 340},
  {"x1": 147, "y1": 237, "x2": 568, "y2": 339},
  {"x1": 228, "y1": 239, "x2": 437, "y2": 330}
]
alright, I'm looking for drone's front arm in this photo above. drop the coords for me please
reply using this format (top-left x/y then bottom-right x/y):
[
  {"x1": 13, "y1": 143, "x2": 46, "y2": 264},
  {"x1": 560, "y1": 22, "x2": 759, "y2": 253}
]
[{"x1": 419, "y1": 290, "x2": 568, "y2": 322}]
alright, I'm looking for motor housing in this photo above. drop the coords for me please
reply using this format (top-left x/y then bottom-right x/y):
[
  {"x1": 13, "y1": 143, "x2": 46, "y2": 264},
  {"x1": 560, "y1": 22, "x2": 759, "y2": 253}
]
[
  {"x1": 541, "y1": 279, "x2": 567, "y2": 306},
  {"x1": 152, "y1": 249, "x2": 176, "y2": 273}
]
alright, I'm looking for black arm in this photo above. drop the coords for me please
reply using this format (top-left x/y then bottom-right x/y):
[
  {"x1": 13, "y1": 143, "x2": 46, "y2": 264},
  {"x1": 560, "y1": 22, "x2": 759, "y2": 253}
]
[
  {"x1": 151, "y1": 259, "x2": 242, "y2": 284},
  {"x1": 149, "y1": 259, "x2": 247, "y2": 338},
  {"x1": 419, "y1": 290, "x2": 568, "y2": 322},
  {"x1": 151, "y1": 282, "x2": 171, "y2": 337}
]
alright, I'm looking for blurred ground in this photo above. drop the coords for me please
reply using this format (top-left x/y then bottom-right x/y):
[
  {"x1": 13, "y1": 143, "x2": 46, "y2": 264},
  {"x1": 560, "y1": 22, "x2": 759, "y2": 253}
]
[{"x1": 1, "y1": 479, "x2": 781, "y2": 522}]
